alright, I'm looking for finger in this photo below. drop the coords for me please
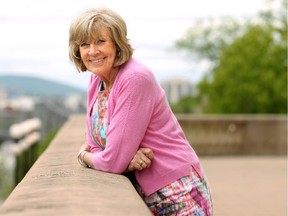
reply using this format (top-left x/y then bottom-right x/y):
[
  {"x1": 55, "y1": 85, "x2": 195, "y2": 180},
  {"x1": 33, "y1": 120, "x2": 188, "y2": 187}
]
[
  {"x1": 139, "y1": 159, "x2": 148, "y2": 168},
  {"x1": 134, "y1": 163, "x2": 143, "y2": 171},
  {"x1": 127, "y1": 164, "x2": 135, "y2": 172},
  {"x1": 140, "y1": 157, "x2": 151, "y2": 166},
  {"x1": 137, "y1": 152, "x2": 151, "y2": 165},
  {"x1": 130, "y1": 158, "x2": 143, "y2": 171},
  {"x1": 141, "y1": 148, "x2": 154, "y2": 160}
]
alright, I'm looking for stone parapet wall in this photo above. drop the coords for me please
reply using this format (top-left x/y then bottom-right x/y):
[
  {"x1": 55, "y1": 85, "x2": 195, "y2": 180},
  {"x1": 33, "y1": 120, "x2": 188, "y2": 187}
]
[
  {"x1": 0, "y1": 114, "x2": 152, "y2": 216},
  {"x1": 177, "y1": 114, "x2": 287, "y2": 155}
]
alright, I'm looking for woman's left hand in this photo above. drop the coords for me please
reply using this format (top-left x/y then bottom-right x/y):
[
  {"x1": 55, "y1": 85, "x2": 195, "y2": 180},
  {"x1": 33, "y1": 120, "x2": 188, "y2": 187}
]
[{"x1": 126, "y1": 148, "x2": 154, "y2": 172}]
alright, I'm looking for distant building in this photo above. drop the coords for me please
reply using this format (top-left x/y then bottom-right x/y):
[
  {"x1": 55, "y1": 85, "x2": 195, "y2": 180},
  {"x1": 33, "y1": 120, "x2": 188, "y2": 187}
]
[
  {"x1": 64, "y1": 94, "x2": 86, "y2": 112},
  {"x1": 161, "y1": 78, "x2": 194, "y2": 104},
  {"x1": 0, "y1": 96, "x2": 35, "y2": 112}
]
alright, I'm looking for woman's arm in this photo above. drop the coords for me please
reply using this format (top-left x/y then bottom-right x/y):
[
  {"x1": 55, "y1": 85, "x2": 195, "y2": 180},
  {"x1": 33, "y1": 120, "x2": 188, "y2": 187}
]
[
  {"x1": 78, "y1": 145, "x2": 154, "y2": 172},
  {"x1": 89, "y1": 74, "x2": 157, "y2": 173}
]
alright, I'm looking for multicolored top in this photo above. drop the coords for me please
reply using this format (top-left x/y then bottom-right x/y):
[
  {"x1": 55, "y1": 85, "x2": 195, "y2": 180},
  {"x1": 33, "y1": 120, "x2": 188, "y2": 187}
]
[{"x1": 90, "y1": 81, "x2": 109, "y2": 150}]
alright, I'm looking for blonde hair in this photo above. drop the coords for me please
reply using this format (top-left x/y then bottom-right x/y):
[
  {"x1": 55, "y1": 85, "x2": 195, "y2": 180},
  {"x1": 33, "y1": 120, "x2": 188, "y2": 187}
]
[{"x1": 69, "y1": 7, "x2": 133, "y2": 72}]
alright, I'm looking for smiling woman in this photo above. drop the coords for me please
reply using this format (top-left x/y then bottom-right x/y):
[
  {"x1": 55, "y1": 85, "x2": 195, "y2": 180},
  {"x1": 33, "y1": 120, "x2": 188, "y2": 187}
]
[{"x1": 68, "y1": 7, "x2": 212, "y2": 216}]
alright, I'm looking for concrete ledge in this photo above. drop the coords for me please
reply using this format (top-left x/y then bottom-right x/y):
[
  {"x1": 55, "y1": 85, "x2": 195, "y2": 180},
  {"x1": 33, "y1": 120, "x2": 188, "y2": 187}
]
[
  {"x1": 0, "y1": 114, "x2": 152, "y2": 216},
  {"x1": 177, "y1": 114, "x2": 287, "y2": 155}
]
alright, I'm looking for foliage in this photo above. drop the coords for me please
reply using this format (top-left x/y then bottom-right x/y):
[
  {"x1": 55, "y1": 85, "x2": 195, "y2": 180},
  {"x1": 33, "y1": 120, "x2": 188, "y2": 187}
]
[
  {"x1": 171, "y1": 96, "x2": 195, "y2": 113},
  {"x1": 175, "y1": 17, "x2": 242, "y2": 63},
  {"x1": 0, "y1": 129, "x2": 58, "y2": 202},
  {"x1": 174, "y1": 0, "x2": 287, "y2": 113},
  {"x1": 37, "y1": 128, "x2": 59, "y2": 156},
  {"x1": 0, "y1": 159, "x2": 14, "y2": 202}
]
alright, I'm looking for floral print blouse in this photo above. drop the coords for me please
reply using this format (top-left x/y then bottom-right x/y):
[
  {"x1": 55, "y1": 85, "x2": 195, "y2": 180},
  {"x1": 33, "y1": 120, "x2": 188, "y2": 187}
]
[{"x1": 90, "y1": 81, "x2": 109, "y2": 149}]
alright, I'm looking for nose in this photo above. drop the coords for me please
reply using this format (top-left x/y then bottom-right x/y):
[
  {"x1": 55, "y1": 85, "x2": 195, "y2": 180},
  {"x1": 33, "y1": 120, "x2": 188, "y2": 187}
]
[{"x1": 88, "y1": 44, "x2": 100, "y2": 56}]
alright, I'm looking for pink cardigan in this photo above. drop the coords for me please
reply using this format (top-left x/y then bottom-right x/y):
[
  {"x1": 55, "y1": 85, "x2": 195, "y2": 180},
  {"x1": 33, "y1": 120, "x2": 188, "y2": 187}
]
[{"x1": 86, "y1": 58, "x2": 204, "y2": 196}]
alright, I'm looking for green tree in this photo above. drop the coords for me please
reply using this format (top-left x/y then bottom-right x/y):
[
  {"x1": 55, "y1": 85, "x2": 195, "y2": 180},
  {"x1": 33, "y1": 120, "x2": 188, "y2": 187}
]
[
  {"x1": 174, "y1": 0, "x2": 287, "y2": 113},
  {"x1": 171, "y1": 96, "x2": 195, "y2": 113}
]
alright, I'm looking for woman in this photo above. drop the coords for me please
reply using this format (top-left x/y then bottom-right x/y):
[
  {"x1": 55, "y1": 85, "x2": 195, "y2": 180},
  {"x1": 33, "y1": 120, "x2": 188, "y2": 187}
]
[{"x1": 69, "y1": 7, "x2": 212, "y2": 216}]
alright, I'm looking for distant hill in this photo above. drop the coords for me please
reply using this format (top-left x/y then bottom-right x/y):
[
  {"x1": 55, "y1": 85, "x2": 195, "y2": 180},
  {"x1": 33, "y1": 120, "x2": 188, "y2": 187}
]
[{"x1": 0, "y1": 75, "x2": 85, "y2": 97}]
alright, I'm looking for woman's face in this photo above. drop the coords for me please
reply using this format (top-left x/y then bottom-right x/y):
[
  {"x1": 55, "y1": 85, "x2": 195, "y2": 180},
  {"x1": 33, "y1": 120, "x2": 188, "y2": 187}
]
[{"x1": 79, "y1": 27, "x2": 118, "y2": 80}]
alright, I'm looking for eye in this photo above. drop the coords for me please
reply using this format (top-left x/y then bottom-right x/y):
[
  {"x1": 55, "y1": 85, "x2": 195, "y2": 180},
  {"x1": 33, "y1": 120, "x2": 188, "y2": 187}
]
[
  {"x1": 80, "y1": 42, "x2": 89, "y2": 47},
  {"x1": 96, "y1": 40, "x2": 105, "y2": 45}
]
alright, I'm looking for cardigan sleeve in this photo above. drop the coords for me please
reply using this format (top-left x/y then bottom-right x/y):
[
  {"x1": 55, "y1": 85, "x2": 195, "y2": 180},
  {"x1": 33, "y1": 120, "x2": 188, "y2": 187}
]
[{"x1": 92, "y1": 73, "x2": 157, "y2": 173}]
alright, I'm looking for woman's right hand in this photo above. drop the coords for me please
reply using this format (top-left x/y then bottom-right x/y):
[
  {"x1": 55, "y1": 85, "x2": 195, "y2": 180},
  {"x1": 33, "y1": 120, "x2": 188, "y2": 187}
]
[{"x1": 126, "y1": 148, "x2": 154, "y2": 172}]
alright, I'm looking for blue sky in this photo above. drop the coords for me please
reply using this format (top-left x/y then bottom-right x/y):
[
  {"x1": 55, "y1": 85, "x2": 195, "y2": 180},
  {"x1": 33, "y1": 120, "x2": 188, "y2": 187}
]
[{"x1": 0, "y1": 0, "x2": 265, "y2": 89}]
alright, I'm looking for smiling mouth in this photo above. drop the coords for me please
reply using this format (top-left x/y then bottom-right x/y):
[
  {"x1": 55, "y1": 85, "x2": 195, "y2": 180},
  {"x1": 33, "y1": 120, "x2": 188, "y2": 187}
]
[{"x1": 90, "y1": 57, "x2": 105, "y2": 64}]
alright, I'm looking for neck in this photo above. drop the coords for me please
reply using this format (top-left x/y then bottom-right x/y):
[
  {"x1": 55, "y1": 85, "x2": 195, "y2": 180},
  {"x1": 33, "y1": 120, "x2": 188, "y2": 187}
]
[{"x1": 103, "y1": 67, "x2": 119, "y2": 90}]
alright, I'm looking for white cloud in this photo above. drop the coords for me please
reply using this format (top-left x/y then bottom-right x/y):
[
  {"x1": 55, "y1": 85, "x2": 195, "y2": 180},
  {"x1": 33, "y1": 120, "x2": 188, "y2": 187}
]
[{"x1": 0, "y1": 0, "x2": 265, "y2": 89}]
